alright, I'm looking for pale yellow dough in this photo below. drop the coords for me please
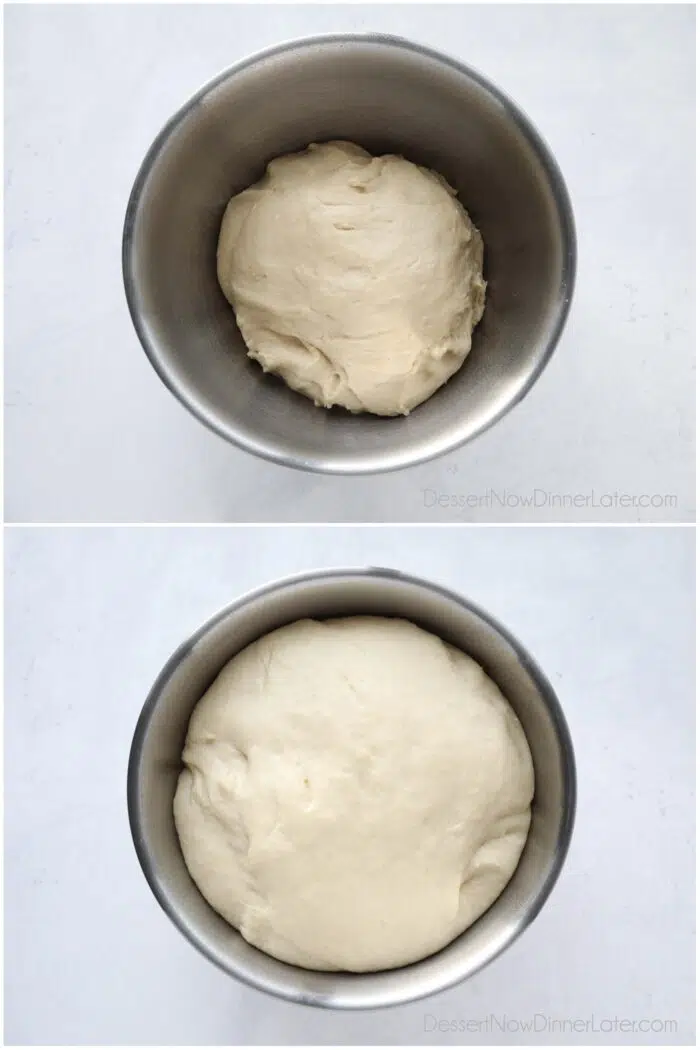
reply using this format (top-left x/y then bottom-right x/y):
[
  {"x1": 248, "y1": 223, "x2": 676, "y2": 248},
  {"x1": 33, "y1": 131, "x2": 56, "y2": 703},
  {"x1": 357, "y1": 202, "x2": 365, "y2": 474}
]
[
  {"x1": 216, "y1": 142, "x2": 486, "y2": 416},
  {"x1": 174, "y1": 617, "x2": 533, "y2": 973}
]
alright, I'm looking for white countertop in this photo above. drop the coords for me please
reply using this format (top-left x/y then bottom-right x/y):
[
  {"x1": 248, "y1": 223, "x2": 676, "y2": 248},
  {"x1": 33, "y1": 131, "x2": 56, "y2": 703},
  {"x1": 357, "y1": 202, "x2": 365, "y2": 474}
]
[
  {"x1": 4, "y1": 525, "x2": 694, "y2": 1045},
  {"x1": 3, "y1": 4, "x2": 695, "y2": 524}
]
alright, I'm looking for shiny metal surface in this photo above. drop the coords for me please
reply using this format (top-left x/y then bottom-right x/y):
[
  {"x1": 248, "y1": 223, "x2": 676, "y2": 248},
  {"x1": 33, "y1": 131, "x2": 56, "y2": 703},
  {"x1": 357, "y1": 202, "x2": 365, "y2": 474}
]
[
  {"x1": 128, "y1": 568, "x2": 576, "y2": 1009},
  {"x1": 123, "y1": 35, "x2": 576, "y2": 474}
]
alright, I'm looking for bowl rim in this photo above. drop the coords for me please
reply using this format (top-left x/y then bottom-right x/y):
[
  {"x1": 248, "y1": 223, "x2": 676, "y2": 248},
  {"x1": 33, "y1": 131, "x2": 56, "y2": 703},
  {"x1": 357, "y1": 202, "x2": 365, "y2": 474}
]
[
  {"x1": 122, "y1": 32, "x2": 577, "y2": 476},
  {"x1": 127, "y1": 566, "x2": 577, "y2": 1008}
]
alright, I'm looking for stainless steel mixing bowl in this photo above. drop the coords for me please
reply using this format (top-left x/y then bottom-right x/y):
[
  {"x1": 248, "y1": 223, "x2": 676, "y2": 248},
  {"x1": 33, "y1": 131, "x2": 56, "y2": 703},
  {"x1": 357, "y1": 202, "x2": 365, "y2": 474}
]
[
  {"x1": 127, "y1": 568, "x2": 576, "y2": 1008},
  {"x1": 123, "y1": 34, "x2": 576, "y2": 474}
]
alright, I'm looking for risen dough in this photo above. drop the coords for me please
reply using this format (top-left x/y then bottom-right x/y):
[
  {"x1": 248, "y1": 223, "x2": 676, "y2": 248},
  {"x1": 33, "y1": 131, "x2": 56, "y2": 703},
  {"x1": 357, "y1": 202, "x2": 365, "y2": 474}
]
[
  {"x1": 174, "y1": 617, "x2": 533, "y2": 973},
  {"x1": 216, "y1": 142, "x2": 486, "y2": 416}
]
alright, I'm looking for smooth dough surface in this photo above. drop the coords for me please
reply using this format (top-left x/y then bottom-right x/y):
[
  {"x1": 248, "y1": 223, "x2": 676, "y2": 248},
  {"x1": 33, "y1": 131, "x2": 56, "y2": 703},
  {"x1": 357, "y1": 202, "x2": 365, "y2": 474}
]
[
  {"x1": 216, "y1": 142, "x2": 486, "y2": 416},
  {"x1": 174, "y1": 617, "x2": 534, "y2": 973}
]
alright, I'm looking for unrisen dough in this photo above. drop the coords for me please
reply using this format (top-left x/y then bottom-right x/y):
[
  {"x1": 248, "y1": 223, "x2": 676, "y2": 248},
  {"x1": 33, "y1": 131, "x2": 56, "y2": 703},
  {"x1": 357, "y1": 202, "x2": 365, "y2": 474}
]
[
  {"x1": 174, "y1": 618, "x2": 533, "y2": 973},
  {"x1": 216, "y1": 142, "x2": 486, "y2": 416}
]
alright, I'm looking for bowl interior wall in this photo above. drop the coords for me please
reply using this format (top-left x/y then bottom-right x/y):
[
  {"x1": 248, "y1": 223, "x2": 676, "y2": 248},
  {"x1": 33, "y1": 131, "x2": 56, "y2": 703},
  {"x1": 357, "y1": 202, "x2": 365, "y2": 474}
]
[
  {"x1": 129, "y1": 571, "x2": 575, "y2": 1007},
  {"x1": 125, "y1": 39, "x2": 573, "y2": 469}
]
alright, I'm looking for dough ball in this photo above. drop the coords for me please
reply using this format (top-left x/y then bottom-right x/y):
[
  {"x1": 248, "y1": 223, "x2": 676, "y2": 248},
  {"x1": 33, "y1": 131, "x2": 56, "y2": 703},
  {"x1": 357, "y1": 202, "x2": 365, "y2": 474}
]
[
  {"x1": 216, "y1": 142, "x2": 486, "y2": 416},
  {"x1": 174, "y1": 617, "x2": 534, "y2": 973}
]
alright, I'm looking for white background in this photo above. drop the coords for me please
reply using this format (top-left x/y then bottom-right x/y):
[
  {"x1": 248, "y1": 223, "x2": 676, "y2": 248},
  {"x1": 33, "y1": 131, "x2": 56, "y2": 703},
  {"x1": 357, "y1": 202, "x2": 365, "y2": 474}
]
[
  {"x1": 4, "y1": 525, "x2": 695, "y2": 1045},
  {"x1": 3, "y1": 4, "x2": 695, "y2": 524}
]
